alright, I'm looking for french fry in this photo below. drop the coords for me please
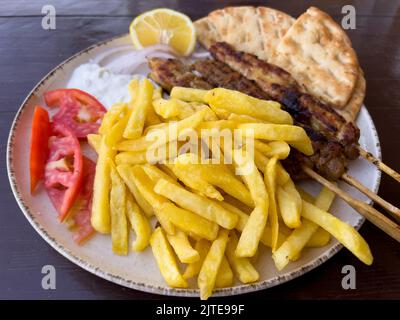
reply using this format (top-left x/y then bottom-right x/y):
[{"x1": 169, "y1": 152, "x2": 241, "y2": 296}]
[
  {"x1": 226, "y1": 231, "x2": 259, "y2": 283},
  {"x1": 170, "y1": 86, "x2": 208, "y2": 103},
  {"x1": 150, "y1": 227, "x2": 188, "y2": 288},
  {"x1": 174, "y1": 154, "x2": 254, "y2": 207},
  {"x1": 105, "y1": 104, "x2": 130, "y2": 147},
  {"x1": 272, "y1": 219, "x2": 317, "y2": 271},
  {"x1": 232, "y1": 148, "x2": 268, "y2": 257},
  {"x1": 152, "y1": 86, "x2": 162, "y2": 100},
  {"x1": 272, "y1": 186, "x2": 338, "y2": 269},
  {"x1": 282, "y1": 179, "x2": 302, "y2": 211},
  {"x1": 264, "y1": 141, "x2": 290, "y2": 159},
  {"x1": 254, "y1": 140, "x2": 272, "y2": 154},
  {"x1": 260, "y1": 225, "x2": 287, "y2": 248},
  {"x1": 228, "y1": 113, "x2": 268, "y2": 124},
  {"x1": 87, "y1": 134, "x2": 101, "y2": 153},
  {"x1": 277, "y1": 186, "x2": 301, "y2": 229},
  {"x1": 126, "y1": 193, "x2": 151, "y2": 252},
  {"x1": 154, "y1": 179, "x2": 238, "y2": 229},
  {"x1": 99, "y1": 103, "x2": 126, "y2": 135},
  {"x1": 166, "y1": 230, "x2": 200, "y2": 264},
  {"x1": 198, "y1": 229, "x2": 229, "y2": 300},
  {"x1": 205, "y1": 88, "x2": 292, "y2": 124},
  {"x1": 127, "y1": 78, "x2": 139, "y2": 101},
  {"x1": 183, "y1": 239, "x2": 211, "y2": 279},
  {"x1": 301, "y1": 200, "x2": 373, "y2": 265},
  {"x1": 239, "y1": 123, "x2": 313, "y2": 156},
  {"x1": 141, "y1": 163, "x2": 179, "y2": 185},
  {"x1": 297, "y1": 186, "x2": 333, "y2": 247},
  {"x1": 166, "y1": 164, "x2": 224, "y2": 201},
  {"x1": 264, "y1": 157, "x2": 279, "y2": 251},
  {"x1": 223, "y1": 194, "x2": 253, "y2": 214},
  {"x1": 145, "y1": 87, "x2": 162, "y2": 126},
  {"x1": 109, "y1": 160, "x2": 128, "y2": 255},
  {"x1": 215, "y1": 256, "x2": 233, "y2": 288},
  {"x1": 306, "y1": 227, "x2": 332, "y2": 247},
  {"x1": 91, "y1": 136, "x2": 115, "y2": 233},
  {"x1": 219, "y1": 200, "x2": 285, "y2": 248},
  {"x1": 123, "y1": 78, "x2": 154, "y2": 139},
  {"x1": 117, "y1": 164, "x2": 175, "y2": 234},
  {"x1": 115, "y1": 150, "x2": 147, "y2": 165},
  {"x1": 153, "y1": 98, "x2": 194, "y2": 119},
  {"x1": 189, "y1": 102, "x2": 218, "y2": 121},
  {"x1": 118, "y1": 168, "x2": 154, "y2": 217},
  {"x1": 159, "y1": 203, "x2": 219, "y2": 241},
  {"x1": 116, "y1": 108, "x2": 207, "y2": 152},
  {"x1": 253, "y1": 150, "x2": 290, "y2": 185},
  {"x1": 197, "y1": 120, "x2": 237, "y2": 131}
]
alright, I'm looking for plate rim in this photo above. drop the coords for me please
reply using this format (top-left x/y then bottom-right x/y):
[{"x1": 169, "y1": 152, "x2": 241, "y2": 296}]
[{"x1": 6, "y1": 34, "x2": 382, "y2": 298}]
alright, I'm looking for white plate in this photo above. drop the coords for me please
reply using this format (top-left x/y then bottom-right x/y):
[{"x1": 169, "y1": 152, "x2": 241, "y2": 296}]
[{"x1": 7, "y1": 34, "x2": 381, "y2": 297}]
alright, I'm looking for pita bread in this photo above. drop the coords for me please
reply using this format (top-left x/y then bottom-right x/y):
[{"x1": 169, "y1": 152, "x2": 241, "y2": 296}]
[
  {"x1": 194, "y1": 6, "x2": 295, "y2": 62},
  {"x1": 270, "y1": 7, "x2": 359, "y2": 109},
  {"x1": 338, "y1": 68, "x2": 366, "y2": 121}
]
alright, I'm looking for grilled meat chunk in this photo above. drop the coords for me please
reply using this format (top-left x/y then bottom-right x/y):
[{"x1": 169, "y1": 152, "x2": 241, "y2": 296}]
[
  {"x1": 209, "y1": 42, "x2": 360, "y2": 159},
  {"x1": 191, "y1": 60, "x2": 269, "y2": 100},
  {"x1": 148, "y1": 58, "x2": 213, "y2": 91}
]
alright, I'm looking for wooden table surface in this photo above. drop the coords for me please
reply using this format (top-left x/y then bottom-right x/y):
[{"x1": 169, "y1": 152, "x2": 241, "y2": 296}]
[{"x1": 1, "y1": 0, "x2": 399, "y2": 300}]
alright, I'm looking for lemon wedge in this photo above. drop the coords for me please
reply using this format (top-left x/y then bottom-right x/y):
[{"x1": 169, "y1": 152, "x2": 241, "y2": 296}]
[{"x1": 130, "y1": 8, "x2": 196, "y2": 56}]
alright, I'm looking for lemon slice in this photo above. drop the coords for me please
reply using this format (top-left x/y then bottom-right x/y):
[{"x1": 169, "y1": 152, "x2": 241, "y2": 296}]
[{"x1": 130, "y1": 8, "x2": 196, "y2": 56}]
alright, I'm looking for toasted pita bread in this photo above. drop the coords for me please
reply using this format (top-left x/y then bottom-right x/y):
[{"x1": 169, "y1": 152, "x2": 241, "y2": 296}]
[
  {"x1": 194, "y1": 6, "x2": 295, "y2": 62},
  {"x1": 338, "y1": 69, "x2": 366, "y2": 121},
  {"x1": 270, "y1": 7, "x2": 359, "y2": 109}
]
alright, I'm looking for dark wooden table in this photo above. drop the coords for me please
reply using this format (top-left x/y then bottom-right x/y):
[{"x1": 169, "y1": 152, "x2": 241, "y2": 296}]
[{"x1": 1, "y1": 0, "x2": 399, "y2": 300}]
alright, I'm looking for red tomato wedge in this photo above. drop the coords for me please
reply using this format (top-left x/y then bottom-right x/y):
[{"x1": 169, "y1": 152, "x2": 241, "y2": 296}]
[
  {"x1": 71, "y1": 157, "x2": 96, "y2": 244},
  {"x1": 44, "y1": 124, "x2": 83, "y2": 221},
  {"x1": 44, "y1": 89, "x2": 106, "y2": 138},
  {"x1": 30, "y1": 106, "x2": 51, "y2": 193}
]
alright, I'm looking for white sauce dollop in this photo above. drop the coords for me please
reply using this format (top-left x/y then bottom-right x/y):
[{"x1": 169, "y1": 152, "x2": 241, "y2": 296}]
[{"x1": 67, "y1": 62, "x2": 144, "y2": 109}]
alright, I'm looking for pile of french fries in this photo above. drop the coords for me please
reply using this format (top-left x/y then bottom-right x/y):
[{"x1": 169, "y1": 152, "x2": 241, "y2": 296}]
[{"x1": 87, "y1": 79, "x2": 373, "y2": 300}]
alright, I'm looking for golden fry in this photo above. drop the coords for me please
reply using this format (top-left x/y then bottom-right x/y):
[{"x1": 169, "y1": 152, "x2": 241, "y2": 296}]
[
  {"x1": 264, "y1": 157, "x2": 279, "y2": 251},
  {"x1": 183, "y1": 239, "x2": 211, "y2": 279},
  {"x1": 154, "y1": 179, "x2": 238, "y2": 229},
  {"x1": 150, "y1": 227, "x2": 188, "y2": 288},
  {"x1": 109, "y1": 161, "x2": 128, "y2": 255},
  {"x1": 87, "y1": 134, "x2": 101, "y2": 153},
  {"x1": 170, "y1": 86, "x2": 208, "y2": 103},
  {"x1": 215, "y1": 256, "x2": 233, "y2": 288},
  {"x1": 126, "y1": 193, "x2": 151, "y2": 252},
  {"x1": 117, "y1": 164, "x2": 175, "y2": 234},
  {"x1": 91, "y1": 136, "x2": 115, "y2": 233},
  {"x1": 198, "y1": 229, "x2": 229, "y2": 300},
  {"x1": 226, "y1": 231, "x2": 259, "y2": 284},
  {"x1": 232, "y1": 148, "x2": 268, "y2": 257},
  {"x1": 159, "y1": 203, "x2": 219, "y2": 241},
  {"x1": 301, "y1": 200, "x2": 373, "y2": 265},
  {"x1": 166, "y1": 230, "x2": 200, "y2": 264},
  {"x1": 239, "y1": 123, "x2": 313, "y2": 156},
  {"x1": 124, "y1": 78, "x2": 154, "y2": 139},
  {"x1": 205, "y1": 88, "x2": 292, "y2": 124}
]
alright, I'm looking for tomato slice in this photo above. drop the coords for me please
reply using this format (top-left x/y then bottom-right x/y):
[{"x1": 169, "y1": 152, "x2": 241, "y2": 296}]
[
  {"x1": 44, "y1": 89, "x2": 106, "y2": 138},
  {"x1": 30, "y1": 106, "x2": 51, "y2": 193},
  {"x1": 71, "y1": 157, "x2": 96, "y2": 244},
  {"x1": 44, "y1": 124, "x2": 83, "y2": 221}
]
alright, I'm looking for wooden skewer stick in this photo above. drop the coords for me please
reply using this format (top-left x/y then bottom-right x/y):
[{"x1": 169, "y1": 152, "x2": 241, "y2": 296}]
[
  {"x1": 358, "y1": 147, "x2": 400, "y2": 183},
  {"x1": 341, "y1": 173, "x2": 400, "y2": 222},
  {"x1": 303, "y1": 166, "x2": 400, "y2": 243}
]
